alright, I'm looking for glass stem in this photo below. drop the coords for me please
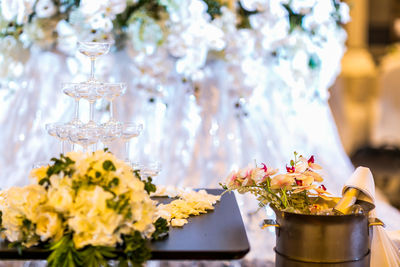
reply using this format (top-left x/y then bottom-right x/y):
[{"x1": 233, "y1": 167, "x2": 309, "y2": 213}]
[
  {"x1": 109, "y1": 100, "x2": 114, "y2": 121},
  {"x1": 125, "y1": 141, "x2": 130, "y2": 162},
  {"x1": 74, "y1": 99, "x2": 80, "y2": 120},
  {"x1": 60, "y1": 141, "x2": 65, "y2": 155},
  {"x1": 90, "y1": 58, "x2": 95, "y2": 81},
  {"x1": 89, "y1": 101, "x2": 94, "y2": 122}
]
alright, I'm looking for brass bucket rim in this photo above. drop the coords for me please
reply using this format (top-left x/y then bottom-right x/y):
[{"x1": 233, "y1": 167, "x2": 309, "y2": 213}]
[{"x1": 271, "y1": 200, "x2": 375, "y2": 218}]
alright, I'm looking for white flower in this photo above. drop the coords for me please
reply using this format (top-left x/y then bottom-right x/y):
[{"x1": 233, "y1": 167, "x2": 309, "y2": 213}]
[
  {"x1": 240, "y1": 0, "x2": 266, "y2": 12},
  {"x1": 35, "y1": 0, "x2": 57, "y2": 18},
  {"x1": 79, "y1": 0, "x2": 126, "y2": 19},
  {"x1": 338, "y1": 2, "x2": 350, "y2": 24},
  {"x1": 304, "y1": 0, "x2": 335, "y2": 27},
  {"x1": 56, "y1": 20, "x2": 78, "y2": 54},
  {"x1": 0, "y1": 0, "x2": 35, "y2": 24},
  {"x1": 19, "y1": 16, "x2": 59, "y2": 49},
  {"x1": 290, "y1": 0, "x2": 316, "y2": 15},
  {"x1": 167, "y1": 0, "x2": 225, "y2": 77},
  {"x1": 128, "y1": 11, "x2": 164, "y2": 54},
  {"x1": 291, "y1": 50, "x2": 309, "y2": 73},
  {"x1": 0, "y1": 36, "x2": 29, "y2": 79},
  {"x1": 88, "y1": 13, "x2": 113, "y2": 32}
]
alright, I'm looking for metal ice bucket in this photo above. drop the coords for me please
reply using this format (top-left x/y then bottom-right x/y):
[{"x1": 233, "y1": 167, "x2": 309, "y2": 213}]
[{"x1": 264, "y1": 201, "x2": 384, "y2": 267}]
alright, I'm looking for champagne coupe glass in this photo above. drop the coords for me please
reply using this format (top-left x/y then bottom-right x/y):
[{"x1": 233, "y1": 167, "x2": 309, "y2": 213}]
[
  {"x1": 97, "y1": 83, "x2": 127, "y2": 125},
  {"x1": 62, "y1": 83, "x2": 82, "y2": 126},
  {"x1": 69, "y1": 125, "x2": 100, "y2": 152},
  {"x1": 132, "y1": 162, "x2": 162, "y2": 178},
  {"x1": 76, "y1": 83, "x2": 101, "y2": 127},
  {"x1": 46, "y1": 123, "x2": 62, "y2": 154},
  {"x1": 45, "y1": 123, "x2": 57, "y2": 138},
  {"x1": 78, "y1": 42, "x2": 111, "y2": 82},
  {"x1": 142, "y1": 161, "x2": 162, "y2": 177},
  {"x1": 99, "y1": 123, "x2": 122, "y2": 150},
  {"x1": 55, "y1": 123, "x2": 71, "y2": 155},
  {"x1": 121, "y1": 123, "x2": 143, "y2": 163}
]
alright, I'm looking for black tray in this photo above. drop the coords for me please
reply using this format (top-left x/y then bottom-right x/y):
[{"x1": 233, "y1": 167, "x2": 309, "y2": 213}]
[{"x1": 0, "y1": 189, "x2": 250, "y2": 260}]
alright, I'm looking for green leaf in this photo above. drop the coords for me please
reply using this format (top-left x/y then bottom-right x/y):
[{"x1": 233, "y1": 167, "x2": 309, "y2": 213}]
[
  {"x1": 121, "y1": 231, "x2": 151, "y2": 266},
  {"x1": 118, "y1": 258, "x2": 129, "y2": 267},
  {"x1": 308, "y1": 53, "x2": 321, "y2": 69},
  {"x1": 203, "y1": 0, "x2": 222, "y2": 20},
  {"x1": 48, "y1": 235, "x2": 82, "y2": 267},
  {"x1": 133, "y1": 170, "x2": 141, "y2": 179},
  {"x1": 152, "y1": 217, "x2": 169, "y2": 241},
  {"x1": 81, "y1": 246, "x2": 117, "y2": 267},
  {"x1": 108, "y1": 177, "x2": 120, "y2": 188},
  {"x1": 46, "y1": 155, "x2": 75, "y2": 178},
  {"x1": 237, "y1": 1, "x2": 259, "y2": 28},
  {"x1": 9, "y1": 242, "x2": 23, "y2": 256},
  {"x1": 282, "y1": 3, "x2": 306, "y2": 33},
  {"x1": 143, "y1": 177, "x2": 156, "y2": 194},
  {"x1": 103, "y1": 160, "x2": 116, "y2": 171},
  {"x1": 39, "y1": 178, "x2": 50, "y2": 187}
]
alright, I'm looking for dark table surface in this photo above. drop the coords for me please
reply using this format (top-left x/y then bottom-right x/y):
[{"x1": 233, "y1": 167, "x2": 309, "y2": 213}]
[{"x1": 0, "y1": 189, "x2": 250, "y2": 260}]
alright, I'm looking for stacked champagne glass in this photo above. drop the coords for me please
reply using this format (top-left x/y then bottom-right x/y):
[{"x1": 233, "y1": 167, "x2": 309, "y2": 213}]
[{"x1": 45, "y1": 42, "x2": 159, "y2": 175}]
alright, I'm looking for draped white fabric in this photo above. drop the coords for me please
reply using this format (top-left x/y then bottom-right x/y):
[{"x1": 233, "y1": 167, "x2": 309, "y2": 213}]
[{"x1": 0, "y1": 48, "x2": 399, "y2": 263}]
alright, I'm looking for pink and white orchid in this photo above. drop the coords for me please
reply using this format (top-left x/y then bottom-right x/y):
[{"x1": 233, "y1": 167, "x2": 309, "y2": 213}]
[
  {"x1": 270, "y1": 174, "x2": 295, "y2": 190},
  {"x1": 226, "y1": 170, "x2": 242, "y2": 189},
  {"x1": 221, "y1": 152, "x2": 332, "y2": 214},
  {"x1": 297, "y1": 155, "x2": 322, "y2": 171},
  {"x1": 225, "y1": 163, "x2": 279, "y2": 189}
]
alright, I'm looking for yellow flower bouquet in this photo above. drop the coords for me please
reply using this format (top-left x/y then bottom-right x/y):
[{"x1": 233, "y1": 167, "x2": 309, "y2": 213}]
[{"x1": 0, "y1": 150, "x2": 168, "y2": 267}]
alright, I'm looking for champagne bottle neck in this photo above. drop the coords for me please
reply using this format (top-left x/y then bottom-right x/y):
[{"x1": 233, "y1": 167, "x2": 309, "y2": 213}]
[{"x1": 333, "y1": 188, "x2": 360, "y2": 215}]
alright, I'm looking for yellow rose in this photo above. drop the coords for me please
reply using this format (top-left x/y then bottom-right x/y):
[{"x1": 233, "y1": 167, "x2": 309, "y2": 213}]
[
  {"x1": 72, "y1": 232, "x2": 94, "y2": 249},
  {"x1": 69, "y1": 210, "x2": 122, "y2": 249},
  {"x1": 98, "y1": 209, "x2": 123, "y2": 235},
  {"x1": 35, "y1": 211, "x2": 63, "y2": 242},
  {"x1": 72, "y1": 186, "x2": 113, "y2": 215},
  {"x1": 0, "y1": 185, "x2": 47, "y2": 247},
  {"x1": 72, "y1": 229, "x2": 119, "y2": 249},
  {"x1": 1, "y1": 209, "x2": 24, "y2": 242},
  {"x1": 29, "y1": 166, "x2": 48, "y2": 183},
  {"x1": 47, "y1": 185, "x2": 74, "y2": 214},
  {"x1": 5, "y1": 185, "x2": 47, "y2": 221},
  {"x1": 67, "y1": 214, "x2": 93, "y2": 237}
]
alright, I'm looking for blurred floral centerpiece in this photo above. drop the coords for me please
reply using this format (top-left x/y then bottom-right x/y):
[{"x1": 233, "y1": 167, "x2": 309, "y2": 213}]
[
  {"x1": 221, "y1": 152, "x2": 334, "y2": 214},
  {"x1": 0, "y1": 0, "x2": 349, "y2": 103},
  {"x1": 0, "y1": 150, "x2": 168, "y2": 267}
]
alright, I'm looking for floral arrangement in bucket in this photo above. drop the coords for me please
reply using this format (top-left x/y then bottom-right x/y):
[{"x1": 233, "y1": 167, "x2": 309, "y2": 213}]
[
  {"x1": 0, "y1": 150, "x2": 169, "y2": 267},
  {"x1": 221, "y1": 152, "x2": 333, "y2": 214}
]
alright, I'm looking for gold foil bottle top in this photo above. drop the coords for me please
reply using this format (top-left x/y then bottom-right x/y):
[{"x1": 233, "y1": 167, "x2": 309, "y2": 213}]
[{"x1": 333, "y1": 188, "x2": 360, "y2": 215}]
